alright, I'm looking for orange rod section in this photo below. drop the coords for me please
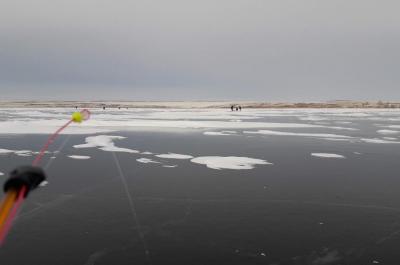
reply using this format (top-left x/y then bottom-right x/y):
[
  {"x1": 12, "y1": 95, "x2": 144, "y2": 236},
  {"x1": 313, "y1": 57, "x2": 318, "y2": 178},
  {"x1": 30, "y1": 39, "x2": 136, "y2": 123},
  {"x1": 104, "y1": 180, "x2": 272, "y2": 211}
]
[{"x1": 0, "y1": 190, "x2": 17, "y2": 231}]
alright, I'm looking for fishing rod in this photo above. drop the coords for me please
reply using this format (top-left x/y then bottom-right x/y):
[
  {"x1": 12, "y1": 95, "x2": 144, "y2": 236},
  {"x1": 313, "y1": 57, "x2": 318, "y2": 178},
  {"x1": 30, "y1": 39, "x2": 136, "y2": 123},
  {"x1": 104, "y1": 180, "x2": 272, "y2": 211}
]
[{"x1": 0, "y1": 109, "x2": 90, "y2": 245}]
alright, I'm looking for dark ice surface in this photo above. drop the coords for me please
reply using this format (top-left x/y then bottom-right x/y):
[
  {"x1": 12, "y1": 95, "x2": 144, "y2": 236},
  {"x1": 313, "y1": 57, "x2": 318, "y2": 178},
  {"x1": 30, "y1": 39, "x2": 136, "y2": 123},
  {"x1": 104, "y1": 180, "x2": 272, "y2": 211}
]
[{"x1": 0, "y1": 114, "x2": 400, "y2": 265}]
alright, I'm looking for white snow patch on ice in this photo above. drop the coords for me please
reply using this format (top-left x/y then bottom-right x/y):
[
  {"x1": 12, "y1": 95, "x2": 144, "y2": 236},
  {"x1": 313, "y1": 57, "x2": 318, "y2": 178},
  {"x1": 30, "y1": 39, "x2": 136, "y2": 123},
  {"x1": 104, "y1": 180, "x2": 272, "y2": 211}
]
[
  {"x1": 0, "y1": 172, "x2": 4, "y2": 176},
  {"x1": 141, "y1": 151, "x2": 153, "y2": 155},
  {"x1": 360, "y1": 138, "x2": 400, "y2": 144},
  {"x1": 0, "y1": 149, "x2": 16, "y2": 154},
  {"x1": 377, "y1": 129, "x2": 400, "y2": 135},
  {"x1": 163, "y1": 165, "x2": 178, "y2": 168},
  {"x1": 383, "y1": 137, "x2": 397, "y2": 140},
  {"x1": 244, "y1": 130, "x2": 352, "y2": 139},
  {"x1": 99, "y1": 146, "x2": 139, "y2": 153},
  {"x1": 156, "y1": 153, "x2": 193, "y2": 159},
  {"x1": 191, "y1": 156, "x2": 272, "y2": 170},
  {"x1": 335, "y1": 121, "x2": 353, "y2": 124},
  {"x1": 0, "y1": 120, "x2": 112, "y2": 135},
  {"x1": 137, "y1": 158, "x2": 160, "y2": 164},
  {"x1": 324, "y1": 138, "x2": 352, "y2": 142},
  {"x1": 311, "y1": 153, "x2": 346, "y2": 159},
  {"x1": 0, "y1": 148, "x2": 47, "y2": 157},
  {"x1": 299, "y1": 116, "x2": 329, "y2": 121},
  {"x1": 3, "y1": 119, "x2": 327, "y2": 133},
  {"x1": 68, "y1": 155, "x2": 91, "y2": 160},
  {"x1": 204, "y1": 130, "x2": 237, "y2": 136},
  {"x1": 204, "y1": 131, "x2": 231, "y2": 136},
  {"x1": 0, "y1": 108, "x2": 366, "y2": 134},
  {"x1": 323, "y1": 126, "x2": 358, "y2": 131},
  {"x1": 14, "y1": 150, "x2": 33, "y2": 157},
  {"x1": 381, "y1": 125, "x2": 400, "y2": 129},
  {"x1": 74, "y1": 135, "x2": 139, "y2": 153}
]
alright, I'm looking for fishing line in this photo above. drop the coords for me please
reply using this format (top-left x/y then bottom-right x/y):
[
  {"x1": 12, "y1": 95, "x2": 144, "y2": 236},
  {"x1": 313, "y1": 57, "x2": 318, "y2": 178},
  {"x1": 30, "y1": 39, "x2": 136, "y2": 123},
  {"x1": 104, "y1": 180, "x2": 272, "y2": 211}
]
[
  {"x1": 111, "y1": 152, "x2": 152, "y2": 264},
  {"x1": 32, "y1": 120, "x2": 73, "y2": 166},
  {"x1": 44, "y1": 134, "x2": 72, "y2": 171},
  {"x1": 1, "y1": 134, "x2": 72, "y2": 228},
  {"x1": 0, "y1": 109, "x2": 91, "y2": 245}
]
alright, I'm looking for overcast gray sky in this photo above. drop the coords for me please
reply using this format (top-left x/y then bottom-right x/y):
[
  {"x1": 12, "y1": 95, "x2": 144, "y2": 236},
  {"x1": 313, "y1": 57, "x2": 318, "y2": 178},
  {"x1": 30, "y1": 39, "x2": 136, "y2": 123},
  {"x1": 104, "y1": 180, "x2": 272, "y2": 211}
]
[{"x1": 0, "y1": 0, "x2": 399, "y2": 101}]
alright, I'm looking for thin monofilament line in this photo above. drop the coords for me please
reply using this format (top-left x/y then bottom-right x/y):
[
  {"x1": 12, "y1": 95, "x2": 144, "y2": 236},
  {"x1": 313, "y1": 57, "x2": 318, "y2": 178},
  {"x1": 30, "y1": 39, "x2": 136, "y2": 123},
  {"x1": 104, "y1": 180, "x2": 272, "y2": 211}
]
[
  {"x1": 32, "y1": 120, "x2": 73, "y2": 166},
  {"x1": 111, "y1": 152, "x2": 152, "y2": 264},
  {"x1": 0, "y1": 126, "x2": 69, "y2": 245},
  {"x1": 15, "y1": 177, "x2": 120, "y2": 222},
  {"x1": 0, "y1": 110, "x2": 90, "y2": 246},
  {"x1": 4, "y1": 135, "x2": 71, "y2": 226},
  {"x1": 44, "y1": 135, "x2": 72, "y2": 170}
]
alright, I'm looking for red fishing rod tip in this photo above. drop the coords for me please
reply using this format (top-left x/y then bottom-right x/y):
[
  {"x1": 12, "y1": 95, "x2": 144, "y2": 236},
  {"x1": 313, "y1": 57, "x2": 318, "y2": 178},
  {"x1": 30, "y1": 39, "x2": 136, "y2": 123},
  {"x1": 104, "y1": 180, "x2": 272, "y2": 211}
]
[{"x1": 80, "y1": 109, "x2": 91, "y2": 121}]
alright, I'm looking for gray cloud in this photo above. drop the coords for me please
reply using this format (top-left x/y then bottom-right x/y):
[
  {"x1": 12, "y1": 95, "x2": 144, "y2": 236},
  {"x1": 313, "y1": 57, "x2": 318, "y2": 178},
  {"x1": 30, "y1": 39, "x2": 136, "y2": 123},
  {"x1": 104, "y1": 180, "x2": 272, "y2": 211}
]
[{"x1": 0, "y1": 0, "x2": 399, "y2": 100}]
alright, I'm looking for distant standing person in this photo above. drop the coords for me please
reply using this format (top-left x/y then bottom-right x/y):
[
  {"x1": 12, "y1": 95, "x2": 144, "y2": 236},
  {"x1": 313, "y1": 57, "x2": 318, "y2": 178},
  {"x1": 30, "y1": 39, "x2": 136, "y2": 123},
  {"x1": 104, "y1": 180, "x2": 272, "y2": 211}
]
[
  {"x1": 239, "y1": 106, "x2": 242, "y2": 111},
  {"x1": 231, "y1": 105, "x2": 234, "y2": 111},
  {"x1": 103, "y1": 106, "x2": 106, "y2": 110}
]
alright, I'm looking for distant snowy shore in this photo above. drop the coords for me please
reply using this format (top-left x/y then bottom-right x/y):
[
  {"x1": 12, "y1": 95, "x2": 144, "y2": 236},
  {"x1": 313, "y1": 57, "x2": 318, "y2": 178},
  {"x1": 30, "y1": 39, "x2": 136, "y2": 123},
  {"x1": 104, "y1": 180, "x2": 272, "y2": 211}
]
[{"x1": 0, "y1": 100, "x2": 400, "y2": 109}]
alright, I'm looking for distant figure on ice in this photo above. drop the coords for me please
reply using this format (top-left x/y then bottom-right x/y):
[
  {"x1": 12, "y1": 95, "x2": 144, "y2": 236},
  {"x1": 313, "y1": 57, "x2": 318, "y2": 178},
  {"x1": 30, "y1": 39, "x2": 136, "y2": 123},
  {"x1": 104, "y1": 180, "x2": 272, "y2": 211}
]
[
  {"x1": 236, "y1": 107, "x2": 239, "y2": 111},
  {"x1": 231, "y1": 105, "x2": 234, "y2": 111},
  {"x1": 239, "y1": 106, "x2": 242, "y2": 111},
  {"x1": 102, "y1": 106, "x2": 106, "y2": 110}
]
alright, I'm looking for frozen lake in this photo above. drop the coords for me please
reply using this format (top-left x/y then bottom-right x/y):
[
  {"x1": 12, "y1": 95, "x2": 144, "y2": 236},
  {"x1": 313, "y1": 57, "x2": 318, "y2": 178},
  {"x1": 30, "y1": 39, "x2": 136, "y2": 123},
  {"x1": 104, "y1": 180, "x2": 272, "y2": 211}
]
[{"x1": 0, "y1": 108, "x2": 400, "y2": 265}]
